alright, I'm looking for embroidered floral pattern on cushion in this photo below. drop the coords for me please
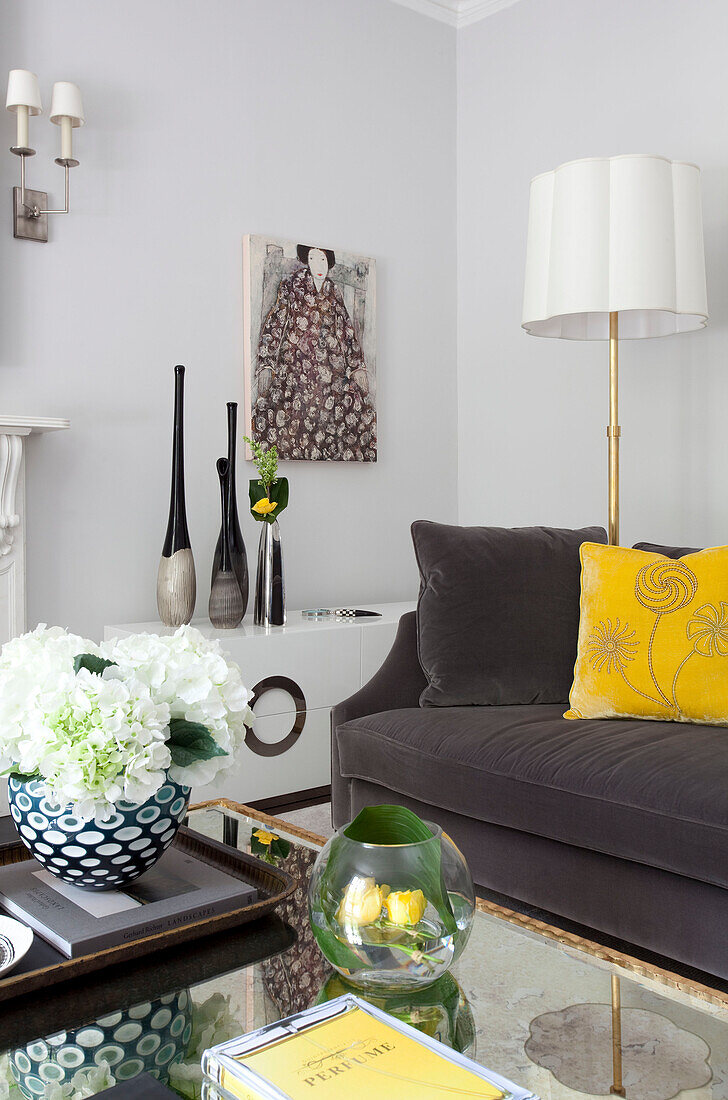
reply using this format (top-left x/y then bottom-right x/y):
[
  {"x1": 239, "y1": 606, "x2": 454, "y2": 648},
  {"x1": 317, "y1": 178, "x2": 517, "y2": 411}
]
[
  {"x1": 586, "y1": 619, "x2": 638, "y2": 675},
  {"x1": 688, "y1": 603, "x2": 728, "y2": 656},
  {"x1": 566, "y1": 544, "x2": 728, "y2": 726},
  {"x1": 634, "y1": 559, "x2": 698, "y2": 613}
]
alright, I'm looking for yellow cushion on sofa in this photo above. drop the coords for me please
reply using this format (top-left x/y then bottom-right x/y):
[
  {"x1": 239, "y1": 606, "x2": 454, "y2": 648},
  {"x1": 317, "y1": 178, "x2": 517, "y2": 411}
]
[{"x1": 566, "y1": 542, "x2": 728, "y2": 726}]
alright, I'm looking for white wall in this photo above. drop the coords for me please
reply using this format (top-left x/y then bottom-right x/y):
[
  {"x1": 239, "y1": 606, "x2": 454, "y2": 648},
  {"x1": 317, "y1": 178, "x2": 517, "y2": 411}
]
[
  {"x1": 1, "y1": 0, "x2": 457, "y2": 640},
  {"x1": 9, "y1": 0, "x2": 725, "y2": 650},
  {"x1": 458, "y1": 0, "x2": 728, "y2": 548}
]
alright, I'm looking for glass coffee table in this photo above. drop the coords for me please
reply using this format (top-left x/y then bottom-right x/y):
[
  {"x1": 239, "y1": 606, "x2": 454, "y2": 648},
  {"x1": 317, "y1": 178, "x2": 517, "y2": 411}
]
[{"x1": 1, "y1": 799, "x2": 727, "y2": 1099}]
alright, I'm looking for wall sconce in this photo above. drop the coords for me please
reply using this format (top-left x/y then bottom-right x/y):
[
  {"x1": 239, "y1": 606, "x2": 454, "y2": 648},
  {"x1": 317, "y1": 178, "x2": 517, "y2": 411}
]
[{"x1": 6, "y1": 69, "x2": 85, "y2": 243}]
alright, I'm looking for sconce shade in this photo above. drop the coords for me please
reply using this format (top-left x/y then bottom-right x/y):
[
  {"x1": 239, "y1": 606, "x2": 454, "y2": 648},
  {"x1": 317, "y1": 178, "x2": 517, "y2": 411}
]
[
  {"x1": 522, "y1": 154, "x2": 708, "y2": 340},
  {"x1": 5, "y1": 69, "x2": 42, "y2": 115},
  {"x1": 50, "y1": 82, "x2": 84, "y2": 126}
]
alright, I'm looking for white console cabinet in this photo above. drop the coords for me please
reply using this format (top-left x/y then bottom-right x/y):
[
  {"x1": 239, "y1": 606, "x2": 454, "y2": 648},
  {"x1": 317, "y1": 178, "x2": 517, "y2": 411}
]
[{"x1": 104, "y1": 602, "x2": 414, "y2": 806}]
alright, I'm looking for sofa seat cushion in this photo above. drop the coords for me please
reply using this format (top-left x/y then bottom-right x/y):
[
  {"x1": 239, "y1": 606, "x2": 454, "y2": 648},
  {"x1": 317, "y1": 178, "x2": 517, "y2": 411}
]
[{"x1": 335, "y1": 706, "x2": 728, "y2": 888}]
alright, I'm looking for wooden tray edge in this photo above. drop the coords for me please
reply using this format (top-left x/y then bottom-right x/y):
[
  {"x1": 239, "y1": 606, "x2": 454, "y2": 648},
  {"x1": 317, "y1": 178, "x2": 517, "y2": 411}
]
[{"x1": 0, "y1": 825, "x2": 296, "y2": 1002}]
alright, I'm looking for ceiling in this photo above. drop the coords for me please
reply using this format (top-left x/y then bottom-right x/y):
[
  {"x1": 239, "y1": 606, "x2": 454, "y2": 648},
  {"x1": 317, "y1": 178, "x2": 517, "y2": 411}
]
[{"x1": 387, "y1": 0, "x2": 523, "y2": 27}]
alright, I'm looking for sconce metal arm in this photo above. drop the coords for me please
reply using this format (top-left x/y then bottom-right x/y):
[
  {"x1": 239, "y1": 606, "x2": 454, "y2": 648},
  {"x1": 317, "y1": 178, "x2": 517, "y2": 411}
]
[
  {"x1": 38, "y1": 161, "x2": 73, "y2": 215},
  {"x1": 13, "y1": 147, "x2": 74, "y2": 217}
]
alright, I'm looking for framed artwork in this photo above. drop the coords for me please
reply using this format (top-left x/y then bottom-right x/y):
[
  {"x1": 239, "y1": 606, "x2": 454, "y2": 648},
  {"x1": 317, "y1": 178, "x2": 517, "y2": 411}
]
[{"x1": 243, "y1": 235, "x2": 377, "y2": 462}]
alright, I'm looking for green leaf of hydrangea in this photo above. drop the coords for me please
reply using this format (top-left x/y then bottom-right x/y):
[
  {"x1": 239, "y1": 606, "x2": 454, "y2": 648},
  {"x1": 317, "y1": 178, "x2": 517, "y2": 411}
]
[
  {"x1": 168, "y1": 718, "x2": 227, "y2": 767},
  {"x1": 73, "y1": 653, "x2": 116, "y2": 677}
]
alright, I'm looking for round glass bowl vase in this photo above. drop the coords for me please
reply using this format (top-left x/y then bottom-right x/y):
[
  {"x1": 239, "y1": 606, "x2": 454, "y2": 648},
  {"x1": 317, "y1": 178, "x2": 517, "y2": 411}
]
[
  {"x1": 308, "y1": 820, "x2": 474, "y2": 993},
  {"x1": 7, "y1": 776, "x2": 190, "y2": 890}
]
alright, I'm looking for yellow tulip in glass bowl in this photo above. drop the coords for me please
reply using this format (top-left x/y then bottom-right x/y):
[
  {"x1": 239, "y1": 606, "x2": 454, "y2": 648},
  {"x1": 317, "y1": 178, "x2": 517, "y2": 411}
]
[{"x1": 308, "y1": 806, "x2": 475, "y2": 993}]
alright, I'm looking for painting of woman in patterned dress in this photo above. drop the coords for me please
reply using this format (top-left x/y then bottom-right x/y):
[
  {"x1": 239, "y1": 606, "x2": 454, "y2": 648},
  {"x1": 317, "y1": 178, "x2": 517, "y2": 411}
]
[{"x1": 244, "y1": 236, "x2": 377, "y2": 462}]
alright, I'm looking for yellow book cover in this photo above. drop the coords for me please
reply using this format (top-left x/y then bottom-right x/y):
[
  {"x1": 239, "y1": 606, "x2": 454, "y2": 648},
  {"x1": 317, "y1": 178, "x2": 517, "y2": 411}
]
[{"x1": 219, "y1": 1005, "x2": 505, "y2": 1099}]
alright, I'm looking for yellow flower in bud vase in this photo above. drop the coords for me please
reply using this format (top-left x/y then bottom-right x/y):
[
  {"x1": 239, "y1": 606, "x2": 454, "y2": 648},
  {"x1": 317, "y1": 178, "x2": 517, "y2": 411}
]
[
  {"x1": 252, "y1": 498, "x2": 278, "y2": 515},
  {"x1": 253, "y1": 829, "x2": 279, "y2": 846},
  {"x1": 336, "y1": 876, "x2": 389, "y2": 926},
  {"x1": 384, "y1": 889, "x2": 427, "y2": 926}
]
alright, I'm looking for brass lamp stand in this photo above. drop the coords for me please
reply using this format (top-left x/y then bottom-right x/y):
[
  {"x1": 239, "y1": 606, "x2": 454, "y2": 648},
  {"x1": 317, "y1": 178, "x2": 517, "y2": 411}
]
[{"x1": 608, "y1": 312, "x2": 621, "y2": 546}]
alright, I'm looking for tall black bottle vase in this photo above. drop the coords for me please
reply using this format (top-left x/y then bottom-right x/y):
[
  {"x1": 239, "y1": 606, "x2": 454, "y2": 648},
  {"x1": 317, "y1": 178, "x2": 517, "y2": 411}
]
[
  {"x1": 157, "y1": 365, "x2": 196, "y2": 626},
  {"x1": 211, "y1": 402, "x2": 249, "y2": 616},
  {"x1": 209, "y1": 458, "x2": 244, "y2": 629}
]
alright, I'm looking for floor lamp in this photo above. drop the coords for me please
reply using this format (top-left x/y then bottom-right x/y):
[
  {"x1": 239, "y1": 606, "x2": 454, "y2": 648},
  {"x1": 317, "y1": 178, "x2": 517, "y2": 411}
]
[{"x1": 522, "y1": 154, "x2": 708, "y2": 545}]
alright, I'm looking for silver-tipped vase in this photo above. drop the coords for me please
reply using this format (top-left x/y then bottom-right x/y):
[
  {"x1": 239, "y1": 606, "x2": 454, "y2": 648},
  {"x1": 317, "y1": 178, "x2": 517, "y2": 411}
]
[
  {"x1": 211, "y1": 402, "x2": 248, "y2": 615},
  {"x1": 157, "y1": 364, "x2": 196, "y2": 627},
  {"x1": 254, "y1": 520, "x2": 285, "y2": 627},
  {"x1": 209, "y1": 458, "x2": 244, "y2": 629}
]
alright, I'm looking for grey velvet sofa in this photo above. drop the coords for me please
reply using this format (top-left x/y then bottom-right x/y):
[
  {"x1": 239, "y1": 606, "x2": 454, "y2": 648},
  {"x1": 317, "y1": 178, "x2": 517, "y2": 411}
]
[{"x1": 332, "y1": 528, "x2": 728, "y2": 980}]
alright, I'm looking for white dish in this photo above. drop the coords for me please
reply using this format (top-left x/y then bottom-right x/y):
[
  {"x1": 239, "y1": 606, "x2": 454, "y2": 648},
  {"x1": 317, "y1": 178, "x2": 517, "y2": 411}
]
[{"x1": 0, "y1": 915, "x2": 34, "y2": 977}]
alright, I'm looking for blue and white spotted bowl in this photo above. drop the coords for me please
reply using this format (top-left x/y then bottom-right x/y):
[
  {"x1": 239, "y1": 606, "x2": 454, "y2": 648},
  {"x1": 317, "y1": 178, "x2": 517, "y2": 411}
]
[
  {"x1": 8, "y1": 776, "x2": 191, "y2": 890},
  {"x1": 9, "y1": 988, "x2": 193, "y2": 1098}
]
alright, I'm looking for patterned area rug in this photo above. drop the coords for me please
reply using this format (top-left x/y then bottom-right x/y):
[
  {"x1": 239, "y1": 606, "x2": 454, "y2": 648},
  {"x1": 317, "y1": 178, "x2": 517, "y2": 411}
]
[
  {"x1": 525, "y1": 1003, "x2": 712, "y2": 1099},
  {"x1": 278, "y1": 803, "x2": 333, "y2": 839}
]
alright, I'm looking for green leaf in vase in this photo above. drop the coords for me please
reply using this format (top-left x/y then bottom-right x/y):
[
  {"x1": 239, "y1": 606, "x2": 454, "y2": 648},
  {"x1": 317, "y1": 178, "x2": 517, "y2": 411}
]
[
  {"x1": 250, "y1": 833, "x2": 291, "y2": 863},
  {"x1": 248, "y1": 477, "x2": 289, "y2": 524},
  {"x1": 310, "y1": 922, "x2": 369, "y2": 975},
  {"x1": 270, "y1": 837, "x2": 291, "y2": 860}
]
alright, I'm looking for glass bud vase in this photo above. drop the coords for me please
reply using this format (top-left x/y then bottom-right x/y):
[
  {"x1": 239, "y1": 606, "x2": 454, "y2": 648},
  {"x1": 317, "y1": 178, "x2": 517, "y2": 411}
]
[
  {"x1": 254, "y1": 519, "x2": 285, "y2": 627},
  {"x1": 308, "y1": 821, "x2": 475, "y2": 993}
]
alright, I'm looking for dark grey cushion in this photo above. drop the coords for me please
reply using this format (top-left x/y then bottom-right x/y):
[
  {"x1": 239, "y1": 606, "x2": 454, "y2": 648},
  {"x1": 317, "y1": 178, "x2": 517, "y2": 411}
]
[
  {"x1": 411, "y1": 522, "x2": 607, "y2": 707},
  {"x1": 634, "y1": 542, "x2": 701, "y2": 558},
  {"x1": 335, "y1": 705, "x2": 728, "y2": 889}
]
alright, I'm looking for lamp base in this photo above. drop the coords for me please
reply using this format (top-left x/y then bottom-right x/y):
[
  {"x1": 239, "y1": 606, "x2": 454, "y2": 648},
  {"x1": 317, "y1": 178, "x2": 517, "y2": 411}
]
[{"x1": 13, "y1": 186, "x2": 48, "y2": 242}]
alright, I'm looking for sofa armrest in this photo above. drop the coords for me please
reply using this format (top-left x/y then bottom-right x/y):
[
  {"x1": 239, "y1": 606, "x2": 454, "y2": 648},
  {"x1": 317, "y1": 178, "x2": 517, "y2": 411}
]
[
  {"x1": 331, "y1": 611, "x2": 425, "y2": 825},
  {"x1": 332, "y1": 611, "x2": 425, "y2": 728}
]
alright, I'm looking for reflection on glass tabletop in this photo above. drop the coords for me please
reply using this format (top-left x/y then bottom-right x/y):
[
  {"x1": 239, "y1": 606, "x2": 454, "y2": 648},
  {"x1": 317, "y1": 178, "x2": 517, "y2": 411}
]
[{"x1": 1, "y1": 798, "x2": 727, "y2": 1099}]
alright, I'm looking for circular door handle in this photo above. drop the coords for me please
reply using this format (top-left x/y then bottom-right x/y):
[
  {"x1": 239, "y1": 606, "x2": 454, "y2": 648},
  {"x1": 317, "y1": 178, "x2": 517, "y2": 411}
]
[{"x1": 245, "y1": 675, "x2": 307, "y2": 758}]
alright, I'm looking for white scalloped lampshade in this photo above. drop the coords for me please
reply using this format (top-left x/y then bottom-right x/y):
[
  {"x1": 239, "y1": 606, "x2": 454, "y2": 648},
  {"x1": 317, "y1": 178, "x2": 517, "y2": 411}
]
[
  {"x1": 522, "y1": 154, "x2": 708, "y2": 340},
  {"x1": 50, "y1": 81, "x2": 84, "y2": 126},
  {"x1": 5, "y1": 69, "x2": 42, "y2": 115}
]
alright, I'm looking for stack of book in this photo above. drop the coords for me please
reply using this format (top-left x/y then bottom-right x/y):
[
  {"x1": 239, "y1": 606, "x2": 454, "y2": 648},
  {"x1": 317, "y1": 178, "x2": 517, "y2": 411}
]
[
  {"x1": 201, "y1": 993, "x2": 539, "y2": 1100},
  {"x1": 0, "y1": 848, "x2": 257, "y2": 957}
]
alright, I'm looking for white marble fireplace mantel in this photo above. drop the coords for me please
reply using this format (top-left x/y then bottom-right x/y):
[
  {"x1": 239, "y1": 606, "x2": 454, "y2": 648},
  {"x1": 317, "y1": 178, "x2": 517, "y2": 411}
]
[{"x1": 0, "y1": 415, "x2": 70, "y2": 646}]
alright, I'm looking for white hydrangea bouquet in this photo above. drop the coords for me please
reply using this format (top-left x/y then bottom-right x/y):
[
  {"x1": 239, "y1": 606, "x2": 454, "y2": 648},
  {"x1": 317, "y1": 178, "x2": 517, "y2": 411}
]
[{"x1": 0, "y1": 624, "x2": 253, "y2": 822}]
